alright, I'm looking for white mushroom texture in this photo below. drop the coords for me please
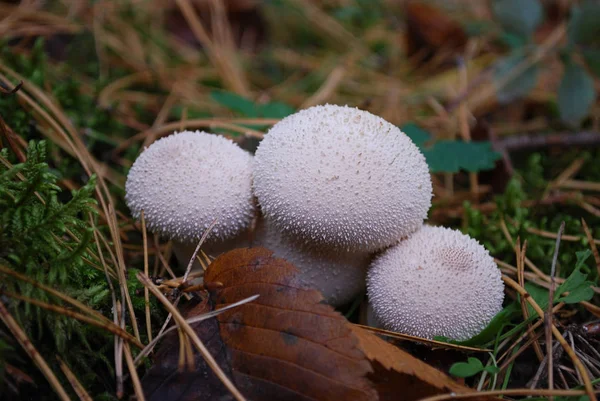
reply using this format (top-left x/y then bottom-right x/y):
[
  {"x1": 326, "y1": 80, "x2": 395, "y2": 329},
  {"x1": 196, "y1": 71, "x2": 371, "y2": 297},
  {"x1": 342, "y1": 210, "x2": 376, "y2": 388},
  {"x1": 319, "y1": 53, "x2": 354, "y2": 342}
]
[
  {"x1": 253, "y1": 104, "x2": 432, "y2": 252},
  {"x1": 367, "y1": 225, "x2": 504, "y2": 341},
  {"x1": 252, "y1": 219, "x2": 370, "y2": 306},
  {"x1": 125, "y1": 131, "x2": 255, "y2": 244}
]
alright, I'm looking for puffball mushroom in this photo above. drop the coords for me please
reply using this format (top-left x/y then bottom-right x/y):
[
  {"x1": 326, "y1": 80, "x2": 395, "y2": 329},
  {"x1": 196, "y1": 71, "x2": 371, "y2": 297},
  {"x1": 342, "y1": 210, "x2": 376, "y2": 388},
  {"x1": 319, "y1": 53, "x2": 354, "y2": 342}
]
[
  {"x1": 367, "y1": 225, "x2": 504, "y2": 341},
  {"x1": 125, "y1": 131, "x2": 255, "y2": 267},
  {"x1": 252, "y1": 218, "x2": 371, "y2": 306},
  {"x1": 253, "y1": 104, "x2": 432, "y2": 252}
]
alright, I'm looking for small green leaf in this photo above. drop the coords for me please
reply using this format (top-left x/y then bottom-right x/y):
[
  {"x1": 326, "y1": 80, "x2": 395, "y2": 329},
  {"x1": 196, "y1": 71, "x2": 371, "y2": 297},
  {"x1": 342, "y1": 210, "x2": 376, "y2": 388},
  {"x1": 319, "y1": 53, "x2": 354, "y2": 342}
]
[
  {"x1": 558, "y1": 61, "x2": 596, "y2": 126},
  {"x1": 259, "y1": 101, "x2": 295, "y2": 119},
  {"x1": 583, "y1": 48, "x2": 600, "y2": 78},
  {"x1": 424, "y1": 141, "x2": 501, "y2": 173},
  {"x1": 210, "y1": 91, "x2": 258, "y2": 117},
  {"x1": 449, "y1": 357, "x2": 484, "y2": 378},
  {"x1": 449, "y1": 302, "x2": 520, "y2": 346},
  {"x1": 493, "y1": 50, "x2": 540, "y2": 103},
  {"x1": 493, "y1": 0, "x2": 543, "y2": 39},
  {"x1": 484, "y1": 365, "x2": 501, "y2": 374},
  {"x1": 524, "y1": 282, "x2": 548, "y2": 317},
  {"x1": 401, "y1": 123, "x2": 431, "y2": 147},
  {"x1": 556, "y1": 251, "x2": 594, "y2": 304},
  {"x1": 559, "y1": 285, "x2": 594, "y2": 304},
  {"x1": 568, "y1": 3, "x2": 600, "y2": 45}
]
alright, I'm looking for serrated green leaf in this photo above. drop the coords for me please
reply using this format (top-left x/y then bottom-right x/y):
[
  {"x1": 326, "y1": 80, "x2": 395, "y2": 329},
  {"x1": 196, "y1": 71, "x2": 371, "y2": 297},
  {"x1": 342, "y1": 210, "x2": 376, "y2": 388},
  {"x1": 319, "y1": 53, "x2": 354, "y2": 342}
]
[
  {"x1": 582, "y1": 48, "x2": 600, "y2": 78},
  {"x1": 449, "y1": 357, "x2": 484, "y2": 378},
  {"x1": 423, "y1": 141, "x2": 502, "y2": 173},
  {"x1": 448, "y1": 302, "x2": 520, "y2": 346},
  {"x1": 211, "y1": 91, "x2": 258, "y2": 117},
  {"x1": 493, "y1": 50, "x2": 540, "y2": 103},
  {"x1": 401, "y1": 124, "x2": 501, "y2": 173},
  {"x1": 493, "y1": 0, "x2": 543, "y2": 39},
  {"x1": 558, "y1": 61, "x2": 596, "y2": 126},
  {"x1": 559, "y1": 285, "x2": 594, "y2": 304},
  {"x1": 401, "y1": 122, "x2": 430, "y2": 147},
  {"x1": 556, "y1": 251, "x2": 595, "y2": 304},
  {"x1": 484, "y1": 365, "x2": 501, "y2": 374},
  {"x1": 568, "y1": 3, "x2": 600, "y2": 45},
  {"x1": 524, "y1": 282, "x2": 548, "y2": 317},
  {"x1": 210, "y1": 91, "x2": 295, "y2": 119}
]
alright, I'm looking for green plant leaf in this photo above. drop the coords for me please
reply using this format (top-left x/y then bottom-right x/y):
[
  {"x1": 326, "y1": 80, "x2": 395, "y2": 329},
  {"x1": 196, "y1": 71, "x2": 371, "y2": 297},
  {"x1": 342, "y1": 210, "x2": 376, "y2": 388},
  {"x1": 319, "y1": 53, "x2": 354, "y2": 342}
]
[
  {"x1": 210, "y1": 91, "x2": 295, "y2": 119},
  {"x1": 493, "y1": 50, "x2": 540, "y2": 103},
  {"x1": 492, "y1": 0, "x2": 543, "y2": 39},
  {"x1": 447, "y1": 302, "x2": 520, "y2": 346},
  {"x1": 556, "y1": 250, "x2": 595, "y2": 304},
  {"x1": 524, "y1": 282, "x2": 548, "y2": 317},
  {"x1": 449, "y1": 357, "x2": 484, "y2": 378},
  {"x1": 582, "y1": 48, "x2": 600, "y2": 78},
  {"x1": 484, "y1": 365, "x2": 501, "y2": 374},
  {"x1": 558, "y1": 61, "x2": 596, "y2": 126},
  {"x1": 401, "y1": 122, "x2": 431, "y2": 147},
  {"x1": 400, "y1": 124, "x2": 502, "y2": 173},
  {"x1": 568, "y1": 3, "x2": 600, "y2": 45},
  {"x1": 211, "y1": 91, "x2": 258, "y2": 117}
]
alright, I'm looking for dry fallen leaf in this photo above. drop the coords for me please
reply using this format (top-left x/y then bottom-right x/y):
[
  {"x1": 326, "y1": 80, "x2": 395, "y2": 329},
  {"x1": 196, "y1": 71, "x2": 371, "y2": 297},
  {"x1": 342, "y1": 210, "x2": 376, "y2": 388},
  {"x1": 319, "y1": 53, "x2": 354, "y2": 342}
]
[
  {"x1": 405, "y1": 1, "x2": 467, "y2": 62},
  {"x1": 205, "y1": 247, "x2": 377, "y2": 401},
  {"x1": 352, "y1": 326, "x2": 492, "y2": 401},
  {"x1": 143, "y1": 247, "x2": 492, "y2": 401}
]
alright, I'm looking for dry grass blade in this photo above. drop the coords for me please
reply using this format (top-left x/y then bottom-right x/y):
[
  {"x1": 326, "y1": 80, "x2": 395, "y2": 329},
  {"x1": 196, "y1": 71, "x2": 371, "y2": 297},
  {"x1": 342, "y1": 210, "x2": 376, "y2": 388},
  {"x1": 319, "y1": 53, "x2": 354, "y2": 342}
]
[
  {"x1": 0, "y1": 264, "x2": 112, "y2": 325},
  {"x1": 56, "y1": 356, "x2": 93, "y2": 401},
  {"x1": 124, "y1": 342, "x2": 145, "y2": 401},
  {"x1": 546, "y1": 222, "x2": 565, "y2": 398},
  {"x1": 137, "y1": 272, "x2": 247, "y2": 401},
  {"x1": 352, "y1": 324, "x2": 490, "y2": 352},
  {"x1": 418, "y1": 388, "x2": 596, "y2": 401},
  {"x1": 581, "y1": 218, "x2": 600, "y2": 277},
  {"x1": 0, "y1": 289, "x2": 143, "y2": 349},
  {"x1": 503, "y1": 276, "x2": 597, "y2": 401},
  {"x1": 141, "y1": 210, "x2": 153, "y2": 342},
  {"x1": 0, "y1": 300, "x2": 71, "y2": 401}
]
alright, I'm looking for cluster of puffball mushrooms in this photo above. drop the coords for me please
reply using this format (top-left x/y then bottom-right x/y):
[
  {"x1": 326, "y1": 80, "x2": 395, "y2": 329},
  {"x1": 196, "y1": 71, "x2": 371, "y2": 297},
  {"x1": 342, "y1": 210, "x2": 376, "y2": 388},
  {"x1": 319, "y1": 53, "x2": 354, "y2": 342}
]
[{"x1": 125, "y1": 104, "x2": 505, "y2": 341}]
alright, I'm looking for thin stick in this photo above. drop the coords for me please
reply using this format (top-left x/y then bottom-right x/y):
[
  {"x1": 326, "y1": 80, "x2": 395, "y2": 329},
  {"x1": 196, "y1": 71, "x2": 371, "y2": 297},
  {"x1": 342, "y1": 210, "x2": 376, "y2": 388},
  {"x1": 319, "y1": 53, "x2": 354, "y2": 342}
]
[
  {"x1": 547, "y1": 222, "x2": 565, "y2": 400},
  {"x1": 581, "y1": 218, "x2": 600, "y2": 277},
  {"x1": 137, "y1": 272, "x2": 247, "y2": 401},
  {"x1": 123, "y1": 342, "x2": 145, "y2": 401},
  {"x1": 56, "y1": 356, "x2": 93, "y2": 401},
  {"x1": 0, "y1": 290, "x2": 143, "y2": 348},
  {"x1": 183, "y1": 218, "x2": 218, "y2": 283},
  {"x1": 141, "y1": 210, "x2": 153, "y2": 342},
  {"x1": 0, "y1": 300, "x2": 71, "y2": 401},
  {"x1": 418, "y1": 388, "x2": 595, "y2": 401}
]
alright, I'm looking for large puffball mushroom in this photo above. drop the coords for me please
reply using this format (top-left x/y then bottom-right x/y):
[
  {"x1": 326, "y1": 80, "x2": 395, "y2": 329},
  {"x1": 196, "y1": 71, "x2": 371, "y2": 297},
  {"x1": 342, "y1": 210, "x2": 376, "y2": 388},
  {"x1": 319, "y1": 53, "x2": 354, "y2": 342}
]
[
  {"x1": 367, "y1": 225, "x2": 504, "y2": 341},
  {"x1": 125, "y1": 131, "x2": 255, "y2": 267},
  {"x1": 252, "y1": 219, "x2": 371, "y2": 306},
  {"x1": 253, "y1": 104, "x2": 432, "y2": 252}
]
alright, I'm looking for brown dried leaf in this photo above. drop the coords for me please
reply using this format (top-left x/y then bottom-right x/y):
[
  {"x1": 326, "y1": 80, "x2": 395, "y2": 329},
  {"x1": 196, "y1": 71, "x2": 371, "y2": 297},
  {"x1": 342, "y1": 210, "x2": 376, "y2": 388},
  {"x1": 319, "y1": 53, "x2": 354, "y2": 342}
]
[
  {"x1": 352, "y1": 326, "x2": 492, "y2": 401},
  {"x1": 142, "y1": 298, "x2": 236, "y2": 401},
  {"x1": 405, "y1": 1, "x2": 467, "y2": 62},
  {"x1": 205, "y1": 247, "x2": 377, "y2": 401}
]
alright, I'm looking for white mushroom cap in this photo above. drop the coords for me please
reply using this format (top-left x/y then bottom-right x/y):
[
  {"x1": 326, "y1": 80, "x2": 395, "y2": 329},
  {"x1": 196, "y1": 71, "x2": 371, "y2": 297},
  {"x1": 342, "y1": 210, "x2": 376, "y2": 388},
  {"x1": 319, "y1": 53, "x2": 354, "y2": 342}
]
[
  {"x1": 252, "y1": 219, "x2": 370, "y2": 306},
  {"x1": 367, "y1": 225, "x2": 504, "y2": 341},
  {"x1": 125, "y1": 131, "x2": 255, "y2": 244},
  {"x1": 253, "y1": 104, "x2": 432, "y2": 252}
]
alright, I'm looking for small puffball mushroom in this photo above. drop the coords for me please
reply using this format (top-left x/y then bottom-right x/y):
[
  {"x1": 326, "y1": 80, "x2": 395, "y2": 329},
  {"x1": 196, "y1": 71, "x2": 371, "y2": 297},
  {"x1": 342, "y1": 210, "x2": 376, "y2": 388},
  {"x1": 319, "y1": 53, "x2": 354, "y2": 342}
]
[
  {"x1": 125, "y1": 131, "x2": 255, "y2": 267},
  {"x1": 252, "y1": 219, "x2": 371, "y2": 306},
  {"x1": 253, "y1": 104, "x2": 432, "y2": 252},
  {"x1": 367, "y1": 225, "x2": 504, "y2": 341}
]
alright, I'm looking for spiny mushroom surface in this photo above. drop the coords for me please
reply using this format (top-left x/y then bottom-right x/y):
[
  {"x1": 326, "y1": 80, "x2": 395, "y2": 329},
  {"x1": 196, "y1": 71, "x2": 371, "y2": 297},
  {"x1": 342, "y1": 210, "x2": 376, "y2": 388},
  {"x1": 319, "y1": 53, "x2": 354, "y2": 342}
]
[
  {"x1": 252, "y1": 218, "x2": 370, "y2": 306},
  {"x1": 125, "y1": 131, "x2": 255, "y2": 246},
  {"x1": 253, "y1": 104, "x2": 432, "y2": 252},
  {"x1": 367, "y1": 225, "x2": 504, "y2": 340}
]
